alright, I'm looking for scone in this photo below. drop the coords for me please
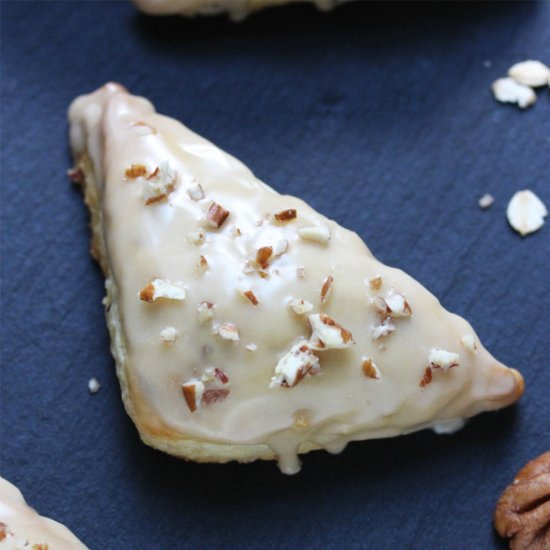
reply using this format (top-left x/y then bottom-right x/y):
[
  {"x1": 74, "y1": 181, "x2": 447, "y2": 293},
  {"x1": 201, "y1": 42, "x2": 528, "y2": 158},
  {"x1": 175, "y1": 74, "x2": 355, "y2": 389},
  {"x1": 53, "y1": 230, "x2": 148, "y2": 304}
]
[
  {"x1": 0, "y1": 477, "x2": 87, "y2": 549},
  {"x1": 68, "y1": 83, "x2": 524, "y2": 474},
  {"x1": 134, "y1": 0, "x2": 348, "y2": 20}
]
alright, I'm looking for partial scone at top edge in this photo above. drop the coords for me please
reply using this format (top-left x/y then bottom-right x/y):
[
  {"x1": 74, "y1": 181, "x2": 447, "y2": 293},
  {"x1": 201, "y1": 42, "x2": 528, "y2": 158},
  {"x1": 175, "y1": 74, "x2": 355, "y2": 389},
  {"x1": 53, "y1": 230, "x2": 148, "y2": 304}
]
[
  {"x1": 68, "y1": 83, "x2": 524, "y2": 474},
  {"x1": 0, "y1": 477, "x2": 88, "y2": 549},
  {"x1": 133, "y1": 0, "x2": 350, "y2": 20}
]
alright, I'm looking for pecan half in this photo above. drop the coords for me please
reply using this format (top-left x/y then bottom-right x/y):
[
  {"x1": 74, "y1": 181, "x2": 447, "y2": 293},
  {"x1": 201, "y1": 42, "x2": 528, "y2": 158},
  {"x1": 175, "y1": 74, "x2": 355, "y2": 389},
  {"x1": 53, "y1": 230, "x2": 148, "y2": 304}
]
[{"x1": 494, "y1": 451, "x2": 550, "y2": 550}]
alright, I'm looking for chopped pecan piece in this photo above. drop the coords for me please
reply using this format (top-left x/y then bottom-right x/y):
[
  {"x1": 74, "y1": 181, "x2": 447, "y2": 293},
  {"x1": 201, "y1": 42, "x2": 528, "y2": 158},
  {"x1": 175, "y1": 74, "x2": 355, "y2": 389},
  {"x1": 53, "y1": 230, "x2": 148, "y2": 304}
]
[
  {"x1": 187, "y1": 231, "x2": 205, "y2": 245},
  {"x1": 419, "y1": 367, "x2": 433, "y2": 387},
  {"x1": 273, "y1": 239, "x2": 289, "y2": 256},
  {"x1": 373, "y1": 289, "x2": 412, "y2": 318},
  {"x1": 125, "y1": 164, "x2": 148, "y2": 179},
  {"x1": 244, "y1": 290, "x2": 259, "y2": 305},
  {"x1": 187, "y1": 183, "x2": 205, "y2": 201},
  {"x1": 0, "y1": 522, "x2": 8, "y2": 541},
  {"x1": 143, "y1": 161, "x2": 177, "y2": 205},
  {"x1": 369, "y1": 276, "x2": 382, "y2": 291},
  {"x1": 370, "y1": 317, "x2": 395, "y2": 340},
  {"x1": 198, "y1": 255, "x2": 209, "y2": 271},
  {"x1": 494, "y1": 451, "x2": 550, "y2": 550},
  {"x1": 256, "y1": 246, "x2": 273, "y2": 269},
  {"x1": 182, "y1": 379, "x2": 205, "y2": 412},
  {"x1": 197, "y1": 301, "x2": 214, "y2": 324},
  {"x1": 362, "y1": 358, "x2": 381, "y2": 379},
  {"x1": 274, "y1": 209, "x2": 297, "y2": 222},
  {"x1": 160, "y1": 326, "x2": 178, "y2": 343},
  {"x1": 139, "y1": 279, "x2": 186, "y2": 302},
  {"x1": 289, "y1": 298, "x2": 313, "y2": 315},
  {"x1": 203, "y1": 389, "x2": 230, "y2": 404},
  {"x1": 218, "y1": 323, "x2": 240, "y2": 342},
  {"x1": 429, "y1": 349, "x2": 460, "y2": 371},
  {"x1": 270, "y1": 341, "x2": 320, "y2": 388},
  {"x1": 320, "y1": 275, "x2": 334, "y2": 304},
  {"x1": 205, "y1": 202, "x2": 229, "y2": 228},
  {"x1": 308, "y1": 313, "x2": 354, "y2": 350}
]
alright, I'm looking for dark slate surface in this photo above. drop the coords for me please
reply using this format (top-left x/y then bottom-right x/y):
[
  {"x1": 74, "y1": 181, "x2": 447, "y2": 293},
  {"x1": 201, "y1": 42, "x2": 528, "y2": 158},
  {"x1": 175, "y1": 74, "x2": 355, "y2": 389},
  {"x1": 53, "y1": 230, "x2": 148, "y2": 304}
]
[{"x1": 1, "y1": 1, "x2": 549, "y2": 548}]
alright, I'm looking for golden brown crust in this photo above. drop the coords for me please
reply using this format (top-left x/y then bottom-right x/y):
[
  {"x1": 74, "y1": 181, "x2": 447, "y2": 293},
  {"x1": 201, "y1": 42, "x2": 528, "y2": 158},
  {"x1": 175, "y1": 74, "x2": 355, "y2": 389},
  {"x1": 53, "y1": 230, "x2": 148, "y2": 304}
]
[{"x1": 494, "y1": 451, "x2": 550, "y2": 550}]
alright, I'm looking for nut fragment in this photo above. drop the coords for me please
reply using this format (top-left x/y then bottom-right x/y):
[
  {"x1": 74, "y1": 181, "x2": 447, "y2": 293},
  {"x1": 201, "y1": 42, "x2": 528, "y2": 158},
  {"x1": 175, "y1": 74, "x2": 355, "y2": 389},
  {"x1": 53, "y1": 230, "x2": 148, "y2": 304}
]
[
  {"x1": 419, "y1": 367, "x2": 433, "y2": 387},
  {"x1": 429, "y1": 349, "x2": 460, "y2": 370},
  {"x1": 125, "y1": 164, "x2": 148, "y2": 179},
  {"x1": 369, "y1": 276, "x2": 383, "y2": 291},
  {"x1": 508, "y1": 60, "x2": 550, "y2": 87},
  {"x1": 370, "y1": 317, "x2": 396, "y2": 340},
  {"x1": 181, "y1": 379, "x2": 205, "y2": 412},
  {"x1": 492, "y1": 77, "x2": 536, "y2": 109},
  {"x1": 298, "y1": 224, "x2": 331, "y2": 244},
  {"x1": 187, "y1": 183, "x2": 205, "y2": 201},
  {"x1": 362, "y1": 358, "x2": 381, "y2": 379},
  {"x1": 143, "y1": 161, "x2": 177, "y2": 204},
  {"x1": 205, "y1": 202, "x2": 229, "y2": 228},
  {"x1": 270, "y1": 341, "x2": 320, "y2": 388},
  {"x1": 243, "y1": 290, "x2": 259, "y2": 305},
  {"x1": 197, "y1": 301, "x2": 214, "y2": 324},
  {"x1": 478, "y1": 193, "x2": 495, "y2": 210},
  {"x1": 88, "y1": 377, "x2": 100, "y2": 394},
  {"x1": 218, "y1": 323, "x2": 240, "y2": 342},
  {"x1": 308, "y1": 313, "x2": 354, "y2": 350},
  {"x1": 373, "y1": 289, "x2": 412, "y2": 318},
  {"x1": 460, "y1": 334, "x2": 477, "y2": 353},
  {"x1": 320, "y1": 275, "x2": 334, "y2": 304},
  {"x1": 507, "y1": 190, "x2": 547, "y2": 236},
  {"x1": 494, "y1": 451, "x2": 550, "y2": 550},
  {"x1": 296, "y1": 266, "x2": 306, "y2": 278},
  {"x1": 160, "y1": 326, "x2": 178, "y2": 343},
  {"x1": 0, "y1": 523, "x2": 7, "y2": 541},
  {"x1": 289, "y1": 298, "x2": 314, "y2": 315},
  {"x1": 274, "y1": 209, "x2": 297, "y2": 222},
  {"x1": 256, "y1": 246, "x2": 273, "y2": 269},
  {"x1": 139, "y1": 279, "x2": 186, "y2": 302},
  {"x1": 245, "y1": 343, "x2": 257, "y2": 352},
  {"x1": 273, "y1": 239, "x2": 289, "y2": 256},
  {"x1": 198, "y1": 255, "x2": 209, "y2": 272},
  {"x1": 187, "y1": 231, "x2": 205, "y2": 245}
]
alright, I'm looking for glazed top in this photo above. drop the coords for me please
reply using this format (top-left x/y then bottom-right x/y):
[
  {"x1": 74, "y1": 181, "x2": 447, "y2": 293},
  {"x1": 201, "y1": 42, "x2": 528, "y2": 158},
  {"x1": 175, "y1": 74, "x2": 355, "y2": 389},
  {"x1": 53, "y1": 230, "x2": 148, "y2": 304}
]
[
  {"x1": 69, "y1": 83, "x2": 523, "y2": 474},
  {"x1": 0, "y1": 477, "x2": 87, "y2": 549}
]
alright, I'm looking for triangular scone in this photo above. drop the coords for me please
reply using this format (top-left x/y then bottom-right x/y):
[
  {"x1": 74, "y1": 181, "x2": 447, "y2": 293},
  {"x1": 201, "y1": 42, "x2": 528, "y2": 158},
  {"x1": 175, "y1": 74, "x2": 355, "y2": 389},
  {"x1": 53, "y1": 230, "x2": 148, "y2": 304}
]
[
  {"x1": 68, "y1": 83, "x2": 524, "y2": 474},
  {"x1": 134, "y1": 0, "x2": 348, "y2": 21},
  {"x1": 0, "y1": 477, "x2": 87, "y2": 549}
]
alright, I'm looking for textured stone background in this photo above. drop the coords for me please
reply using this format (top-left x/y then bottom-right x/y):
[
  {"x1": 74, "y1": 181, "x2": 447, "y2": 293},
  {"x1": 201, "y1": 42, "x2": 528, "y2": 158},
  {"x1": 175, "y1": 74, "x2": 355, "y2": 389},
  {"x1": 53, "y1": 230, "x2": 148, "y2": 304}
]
[{"x1": 1, "y1": 1, "x2": 549, "y2": 548}]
